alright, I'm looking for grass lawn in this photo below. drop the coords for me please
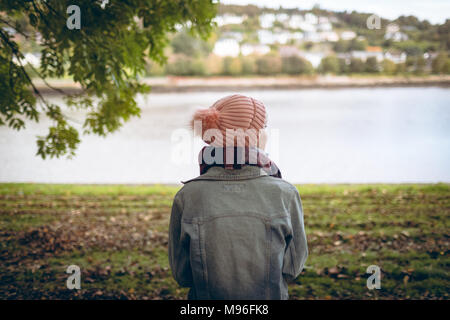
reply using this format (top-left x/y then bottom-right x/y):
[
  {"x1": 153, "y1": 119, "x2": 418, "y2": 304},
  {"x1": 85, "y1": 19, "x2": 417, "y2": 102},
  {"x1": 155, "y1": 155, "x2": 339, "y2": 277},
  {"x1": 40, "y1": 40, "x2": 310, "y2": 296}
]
[{"x1": 0, "y1": 183, "x2": 448, "y2": 299}]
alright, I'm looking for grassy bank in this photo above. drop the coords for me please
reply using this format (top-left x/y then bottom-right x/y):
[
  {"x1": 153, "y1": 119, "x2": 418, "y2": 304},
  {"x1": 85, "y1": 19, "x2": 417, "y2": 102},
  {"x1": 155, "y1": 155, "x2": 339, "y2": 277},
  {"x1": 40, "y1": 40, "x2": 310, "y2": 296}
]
[{"x1": 0, "y1": 183, "x2": 448, "y2": 299}]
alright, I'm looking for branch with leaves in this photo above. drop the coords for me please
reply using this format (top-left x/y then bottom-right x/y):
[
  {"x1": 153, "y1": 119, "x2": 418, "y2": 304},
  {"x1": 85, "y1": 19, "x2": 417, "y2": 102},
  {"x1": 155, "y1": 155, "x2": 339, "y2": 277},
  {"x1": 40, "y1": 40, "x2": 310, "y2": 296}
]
[{"x1": 0, "y1": 0, "x2": 216, "y2": 158}]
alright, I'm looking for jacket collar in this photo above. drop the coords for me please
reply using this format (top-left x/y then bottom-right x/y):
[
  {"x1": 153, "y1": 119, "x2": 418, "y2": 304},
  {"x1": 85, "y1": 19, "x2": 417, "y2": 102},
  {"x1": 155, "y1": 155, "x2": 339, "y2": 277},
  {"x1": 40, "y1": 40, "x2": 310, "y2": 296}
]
[{"x1": 181, "y1": 165, "x2": 268, "y2": 184}]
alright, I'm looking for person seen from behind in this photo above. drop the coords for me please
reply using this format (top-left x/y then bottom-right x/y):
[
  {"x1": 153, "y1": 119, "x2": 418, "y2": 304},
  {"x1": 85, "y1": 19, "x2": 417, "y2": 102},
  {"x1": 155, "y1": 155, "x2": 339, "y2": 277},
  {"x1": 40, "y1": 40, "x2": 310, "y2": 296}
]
[{"x1": 169, "y1": 94, "x2": 308, "y2": 299}]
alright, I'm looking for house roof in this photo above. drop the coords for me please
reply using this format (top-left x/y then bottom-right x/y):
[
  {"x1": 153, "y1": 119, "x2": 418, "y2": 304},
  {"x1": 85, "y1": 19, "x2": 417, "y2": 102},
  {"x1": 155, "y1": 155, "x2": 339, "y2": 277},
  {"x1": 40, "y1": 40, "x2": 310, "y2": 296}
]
[{"x1": 366, "y1": 46, "x2": 383, "y2": 52}]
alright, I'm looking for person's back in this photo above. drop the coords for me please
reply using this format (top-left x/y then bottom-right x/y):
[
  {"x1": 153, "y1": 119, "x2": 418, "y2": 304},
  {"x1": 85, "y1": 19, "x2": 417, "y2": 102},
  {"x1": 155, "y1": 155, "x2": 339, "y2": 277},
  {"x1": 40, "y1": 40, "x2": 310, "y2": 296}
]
[{"x1": 168, "y1": 94, "x2": 308, "y2": 299}]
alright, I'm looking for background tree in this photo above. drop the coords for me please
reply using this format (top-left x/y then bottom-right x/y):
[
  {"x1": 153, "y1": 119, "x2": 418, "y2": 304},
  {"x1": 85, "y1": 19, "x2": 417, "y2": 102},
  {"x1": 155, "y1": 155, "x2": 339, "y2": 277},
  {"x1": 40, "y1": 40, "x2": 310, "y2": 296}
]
[
  {"x1": 256, "y1": 54, "x2": 282, "y2": 75},
  {"x1": 222, "y1": 56, "x2": 242, "y2": 76},
  {"x1": 242, "y1": 15, "x2": 260, "y2": 33},
  {"x1": 349, "y1": 58, "x2": 365, "y2": 73},
  {"x1": 241, "y1": 56, "x2": 257, "y2": 75},
  {"x1": 432, "y1": 52, "x2": 450, "y2": 74},
  {"x1": 165, "y1": 54, "x2": 206, "y2": 76},
  {"x1": 437, "y1": 19, "x2": 450, "y2": 50},
  {"x1": 281, "y1": 55, "x2": 314, "y2": 75},
  {"x1": 381, "y1": 59, "x2": 397, "y2": 75},
  {"x1": 338, "y1": 58, "x2": 349, "y2": 74},
  {"x1": 365, "y1": 57, "x2": 380, "y2": 73},
  {"x1": 333, "y1": 40, "x2": 348, "y2": 53},
  {"x1": 414, "y1": 56, "x2": 427, "y2": 74},
  {"x1": 171, "y1": 30, "x2": 212, "y2": 58},
  {"x1": 318, "y1": 55, "x2": 340, "y2": 74},
  {"x1": 0, "y1": 0, "x2": 216, "y2": 158},
  {"x1": 217, "y1": 3, "x2": 260, "y2": 17},
  {"x1": 348, "y1": 38, "x2": 367, "y2": 51}
]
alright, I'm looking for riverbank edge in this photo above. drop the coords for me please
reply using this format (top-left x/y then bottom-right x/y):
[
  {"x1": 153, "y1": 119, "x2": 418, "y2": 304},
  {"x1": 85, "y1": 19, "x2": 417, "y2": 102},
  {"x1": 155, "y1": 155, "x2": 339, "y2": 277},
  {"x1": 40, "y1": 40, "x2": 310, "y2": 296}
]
[{"x1": 34, "y1": 75, "x2": 450, "y2": 94}]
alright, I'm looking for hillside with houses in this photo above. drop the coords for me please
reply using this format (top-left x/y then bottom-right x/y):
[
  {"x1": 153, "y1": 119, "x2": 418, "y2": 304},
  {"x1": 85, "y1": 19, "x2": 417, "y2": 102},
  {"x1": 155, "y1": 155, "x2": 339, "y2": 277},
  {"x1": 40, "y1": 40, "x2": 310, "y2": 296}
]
[
  {"x1": 14, "y1": 4, "x2": 450, "y2": 77},
  {"x1": 156, "y1": 4, "x2": 449, "y2": 76}
]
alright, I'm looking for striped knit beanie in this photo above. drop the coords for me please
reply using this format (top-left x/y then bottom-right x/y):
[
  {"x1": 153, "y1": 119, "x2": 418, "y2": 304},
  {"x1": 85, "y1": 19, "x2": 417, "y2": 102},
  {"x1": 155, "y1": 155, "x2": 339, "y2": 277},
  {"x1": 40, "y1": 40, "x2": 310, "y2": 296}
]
[{"x1": 191, "y1": 94, "x2": 267, "y2": 148}]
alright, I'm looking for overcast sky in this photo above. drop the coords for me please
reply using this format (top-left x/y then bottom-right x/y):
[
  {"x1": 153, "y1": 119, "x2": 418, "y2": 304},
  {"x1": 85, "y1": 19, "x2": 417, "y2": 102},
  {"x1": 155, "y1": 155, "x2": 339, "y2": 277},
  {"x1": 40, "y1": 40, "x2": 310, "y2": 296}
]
[{"x1": 221, "y1": 0, "x2": 450, "y2": 24}]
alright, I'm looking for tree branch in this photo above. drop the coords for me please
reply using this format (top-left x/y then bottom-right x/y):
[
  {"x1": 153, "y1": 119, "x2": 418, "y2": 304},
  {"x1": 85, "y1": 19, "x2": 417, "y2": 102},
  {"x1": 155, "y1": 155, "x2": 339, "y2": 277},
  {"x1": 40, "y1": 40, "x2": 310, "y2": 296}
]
[{"x1": 0, "y1": 17, "x2": 30, "y2": 39}]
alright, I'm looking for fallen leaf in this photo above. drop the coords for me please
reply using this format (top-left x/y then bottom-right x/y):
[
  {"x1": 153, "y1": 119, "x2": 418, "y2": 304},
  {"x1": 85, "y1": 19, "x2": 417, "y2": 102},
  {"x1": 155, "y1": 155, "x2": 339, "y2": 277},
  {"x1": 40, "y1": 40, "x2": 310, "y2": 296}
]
[{"x1": 328, "y1": 267, "x2": 339, "y2": 275}]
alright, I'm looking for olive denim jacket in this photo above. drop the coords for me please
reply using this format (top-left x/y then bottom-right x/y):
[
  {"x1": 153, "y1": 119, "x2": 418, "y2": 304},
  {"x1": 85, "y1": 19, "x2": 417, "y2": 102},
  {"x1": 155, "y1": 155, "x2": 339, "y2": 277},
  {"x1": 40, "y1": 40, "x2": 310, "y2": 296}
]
[{"x1": 168, "y1": 165, "x2": 308, "y2": 300}]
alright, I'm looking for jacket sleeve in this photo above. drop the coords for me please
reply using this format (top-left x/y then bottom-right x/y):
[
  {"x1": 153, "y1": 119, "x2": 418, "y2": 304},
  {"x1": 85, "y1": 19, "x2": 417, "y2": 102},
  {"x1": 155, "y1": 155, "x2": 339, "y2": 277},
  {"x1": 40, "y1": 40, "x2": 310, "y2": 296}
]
[
  {"x1": 168, "y1": 193, "x2": 193, "y2": 287},
  {"x1": 282, "y1": 189, "x2": 308, "y2": 282}
]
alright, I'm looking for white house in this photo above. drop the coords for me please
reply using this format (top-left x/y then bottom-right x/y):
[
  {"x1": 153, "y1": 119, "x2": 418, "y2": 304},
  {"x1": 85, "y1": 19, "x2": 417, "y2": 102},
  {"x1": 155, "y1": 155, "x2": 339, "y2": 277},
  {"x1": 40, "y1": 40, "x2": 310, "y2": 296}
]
[
  {"x1": 386, "y1": 23, "x2": 400, "y2": 33},
  {"x1": 317, "y1": 17, "x2": 332, "y2": 31},
  {"x1": 298, "y1": 21, "x2": 316, "y2": 32},
  {"x1": 329, "y1": 16, "x2": 339, "y2": 24},
  {"x1": 13, "y1": 52, "x2": 41, "y2": 68},
  {"x1": 214, "y1": 14, "x2": 245, "y2": 27},
  {"x1": 351, "y1": 50, "x2": 384, "y2": 62},
  {"x1": 221, "y1": 32, "x2": 244, "y2": 42},
  {"x1": 336, "y1": 52, "x2": 351, "y2": 63},
  {"x1": 259, "y1": 13, "x2": 276, "y2": 29},
  {"x1": 319, "y1": 31, "x2": 339, "y2": 42},
  {"x1": 276, "y1": 13, "x2": 289, "y2": 21},
  {"x1": 274, "y1": 31, "x2": 294, "y2": 44},
  {"x1": 303, "y1": 31, "x2": 321, "y2": 42},
  {"x1": 276, "y1": 13, "x2": 289, "y2": 26},
  {"x1": 23, "y1": 53, "x2": 41, "y2": 67},
  {"x1": 300, "y1": 52, "x2": 325, "y2": 68},
  {"x1": 258, "y1": 30, "x2": 276, "y2": 44},
  {"x1": 317, "y1": 21, "x2": 333, "y2": 31},
  {"x1": 288, "y1": 15, "x2": 304, "y2": 29},
  {"x1": 240, "y1": 44, "x2": 270, "y2": 56},
  {"x1": 279, "y1": 46, "x2": 301, "y2": 57},
  {"x1": 290, "y1": 32, "x2": 304, "y2": 42},
  {"x1": 305, "y1": 13, "x2": 318, "y2": 24},
  {"x1": 385, "y1": 31, "x2": 409, "y2": 42},
  {"x1": 258, "y1": 30, "x2": 300, "y2": 45},
  {"x1": 340, "y1": 30, "x2": 356, "y2": 40},
  {"x1": 385, "y1": 23, "x2": 409, "y2": 42},
  {"x1": 213, "y1": 39, "x2": 240, "y2": 57},
  {"x1": 277, "y1": 47, "x2": 325, "y2": 67},
  {"x1": 384, "y1": 51, "x2": 407, "y2": 64}
]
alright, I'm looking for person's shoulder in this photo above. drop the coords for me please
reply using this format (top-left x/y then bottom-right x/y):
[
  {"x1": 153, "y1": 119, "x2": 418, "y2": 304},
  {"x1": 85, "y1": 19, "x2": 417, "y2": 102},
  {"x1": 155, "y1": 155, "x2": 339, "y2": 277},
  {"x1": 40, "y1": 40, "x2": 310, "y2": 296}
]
[
  {"x1": 172, "y1": 182, "x2": 193, "y2": 205},
  {"x1": 174, "y1": 178, "x2": 204, "y2": 198},
  {"x1": 260, "y1": 176, "x2": 300, "y2": 196}
]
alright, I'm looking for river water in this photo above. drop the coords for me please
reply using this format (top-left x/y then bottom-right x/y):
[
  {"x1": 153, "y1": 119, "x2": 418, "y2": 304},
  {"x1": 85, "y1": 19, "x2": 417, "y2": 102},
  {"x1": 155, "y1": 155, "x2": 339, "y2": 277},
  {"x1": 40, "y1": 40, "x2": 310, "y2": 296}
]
[{"x1": 0, "y1": 87, "x2": 449, "y2": 184}]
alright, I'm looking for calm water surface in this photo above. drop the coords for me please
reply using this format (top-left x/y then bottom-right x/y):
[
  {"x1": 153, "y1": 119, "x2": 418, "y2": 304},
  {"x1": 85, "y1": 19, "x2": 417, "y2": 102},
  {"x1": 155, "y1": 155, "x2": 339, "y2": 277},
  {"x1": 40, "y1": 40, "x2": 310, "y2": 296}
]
[{"x1": 0, "y1": 87, "x2": 449, "y2": 184}]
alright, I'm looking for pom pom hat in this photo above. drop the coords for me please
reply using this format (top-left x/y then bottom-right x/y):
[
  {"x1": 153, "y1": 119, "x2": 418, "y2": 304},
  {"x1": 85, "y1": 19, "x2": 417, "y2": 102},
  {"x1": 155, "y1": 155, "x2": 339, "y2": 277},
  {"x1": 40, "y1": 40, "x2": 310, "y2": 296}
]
[{"x1": 192, "y1": 94, "x2": 267, "y2": 148}]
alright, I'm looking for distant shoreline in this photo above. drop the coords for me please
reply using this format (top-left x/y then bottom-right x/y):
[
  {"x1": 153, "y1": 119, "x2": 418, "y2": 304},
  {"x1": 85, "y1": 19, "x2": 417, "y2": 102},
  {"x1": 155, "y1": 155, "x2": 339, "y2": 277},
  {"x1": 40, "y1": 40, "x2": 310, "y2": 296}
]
[{"x1": 34, "y1": 75, "x2": 450, "y2": 95}]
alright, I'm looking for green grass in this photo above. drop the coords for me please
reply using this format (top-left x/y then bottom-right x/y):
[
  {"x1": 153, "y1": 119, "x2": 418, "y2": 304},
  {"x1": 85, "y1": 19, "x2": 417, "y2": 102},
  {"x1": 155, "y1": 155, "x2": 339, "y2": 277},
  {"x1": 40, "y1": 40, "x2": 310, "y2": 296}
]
[
  {"x1": 0, "y1": 183, "x2": 178, "y2": 196},
  {"x1": 0, "y1": 183, "x2": 448, "y2": 299}
]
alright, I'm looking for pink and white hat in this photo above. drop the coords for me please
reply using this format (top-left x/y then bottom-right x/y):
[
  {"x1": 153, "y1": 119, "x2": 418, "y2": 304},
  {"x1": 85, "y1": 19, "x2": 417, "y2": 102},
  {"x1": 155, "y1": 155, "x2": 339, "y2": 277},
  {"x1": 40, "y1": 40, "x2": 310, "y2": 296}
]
[{"x1": 191, "y1": 94, "x2": 267, "y2": 148}]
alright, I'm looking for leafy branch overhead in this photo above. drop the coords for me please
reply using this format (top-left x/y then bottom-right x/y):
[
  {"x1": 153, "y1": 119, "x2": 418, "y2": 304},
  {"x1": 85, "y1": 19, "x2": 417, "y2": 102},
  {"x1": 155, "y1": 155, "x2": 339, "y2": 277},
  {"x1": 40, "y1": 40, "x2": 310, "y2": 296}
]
[{"x1": 0, "y1": 0, "x2": 216, "y2": 158}]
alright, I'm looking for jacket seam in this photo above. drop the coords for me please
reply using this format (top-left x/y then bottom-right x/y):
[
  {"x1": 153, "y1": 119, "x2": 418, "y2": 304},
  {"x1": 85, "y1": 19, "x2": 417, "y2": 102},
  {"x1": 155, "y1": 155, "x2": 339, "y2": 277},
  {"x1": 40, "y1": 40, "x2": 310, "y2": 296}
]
[
  {"x1": 287, "y1": 191, "x2": 297, "y2": 278},
  {"x1": 265, "y1": 221, "x2": 271, "y2": 299},
  {"x1": 289, "y1": 240, "x2": 296, "y2": 278},
  {"x1": 197, "y1": 222, "x2": 210, "y2": 299},
  {"x1": 182, "y1": 212, "x2": 289, "y2": 224}
]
